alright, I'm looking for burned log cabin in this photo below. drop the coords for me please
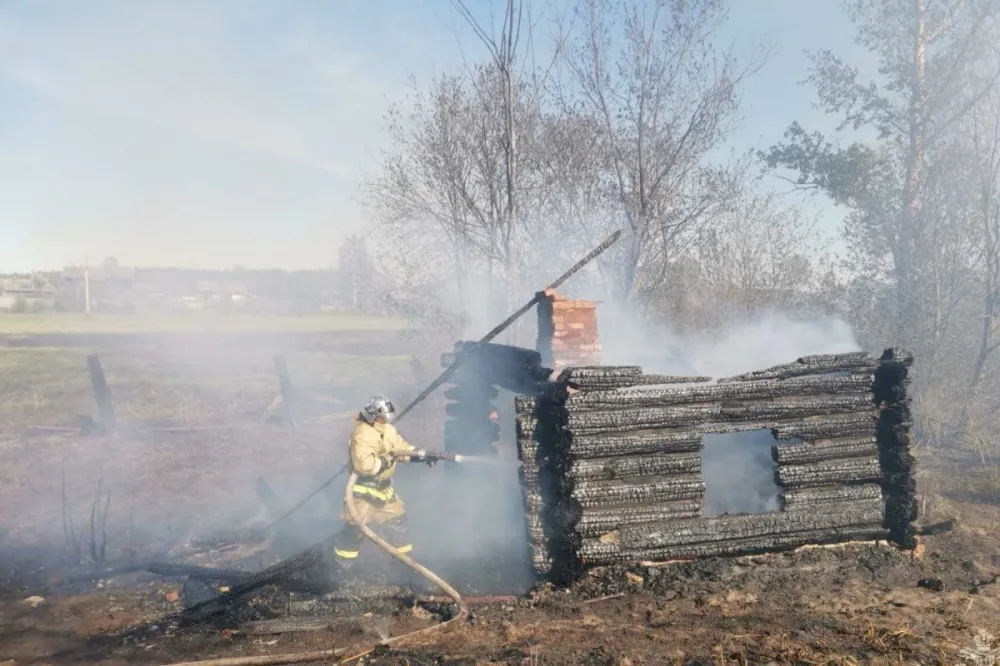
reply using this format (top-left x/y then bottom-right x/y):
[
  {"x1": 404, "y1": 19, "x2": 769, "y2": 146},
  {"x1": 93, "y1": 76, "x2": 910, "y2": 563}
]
[
  {"x1": 437, "y1": 290, "x2": 916, "y2": 585},
  {"x1": 511, "y1": 348, "x2": 916, "y2": 583}
]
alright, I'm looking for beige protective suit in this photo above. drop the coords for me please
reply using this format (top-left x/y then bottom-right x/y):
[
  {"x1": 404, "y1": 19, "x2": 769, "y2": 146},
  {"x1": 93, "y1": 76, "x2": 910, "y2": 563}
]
[{"x1": 333, "y1": 417, "x2": 417, "y2": 560}]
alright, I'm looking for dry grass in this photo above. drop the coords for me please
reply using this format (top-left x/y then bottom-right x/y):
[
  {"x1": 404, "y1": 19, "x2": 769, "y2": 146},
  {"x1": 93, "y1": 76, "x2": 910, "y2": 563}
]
[
  {"x1": 0, "y1": 312, "x2": 408, "y2": 335},
  {"x1": 0, "y1": 344, "x2": 415, "y2": 434}
]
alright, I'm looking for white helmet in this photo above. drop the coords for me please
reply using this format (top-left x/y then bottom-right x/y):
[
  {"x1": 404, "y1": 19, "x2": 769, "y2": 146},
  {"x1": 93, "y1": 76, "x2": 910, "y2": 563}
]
[{"x1": 361, "y1": 394, "x2": 395, "y2": 423}]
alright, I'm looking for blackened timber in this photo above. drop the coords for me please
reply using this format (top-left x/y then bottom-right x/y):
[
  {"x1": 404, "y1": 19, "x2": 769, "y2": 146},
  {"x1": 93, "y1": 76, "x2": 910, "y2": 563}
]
[
  {"x1": 720, "y1": 394, "x2": 874, "y2": 421},
  {"x1": 178, "y1": 544, "x2": 326, "y2": 624},
  {"x1": 569, "y1": 501, "x2": 703, "y2": 537},
  {"x1": 772, "y1": 436, "x2": 878, "y2": 465},
  {"x1": 514, "y1": 395, "x2": 537, "y2": 413},
  {"x1": 516, "y1": 438, "x2": 546, "y2": 463},
  {"x1": 775, "y1": 456, "x2": 881, "y2": 488},
  {"x1": 564, "y1": 366, "x2": 642, "y2": 378},
  {"x1": 771, "y1": 411, "x2": 877, "y2": 439},
  {"x1": 879, "y1": 347, "x2": 915, "y2": 366},
  {"x1": 874, "y1": 350, "x2": 912, "y2": 405},
  {"x1": 570, "y1": 474, "x2": 705, "y2": 508},
  {"x1": 563, "y1": 429, "x2": 703, "y2": 459},
  {"x1": 781, "y1": 484, "x2": 883, "y2": 510},
  {"x1": 619, "y1": 498, "x2": 884, "y2": 550},
  {"x1": 579, "y1": 524, "x2": 889, "y2": 564},
  {"x1": 565, "y1": 404, "x2": 721, "y2": 433},
  {"x1": 515, "y1": 417, "x2": 540, "y2": 439},
  {"x1": 522, "y1": 491, "x2": 545, "y2": 512},
  {"x1": 876, "y1": 347, "x2": 919, "y2": 548},
  {"x1": 720, "y1": 352, "x2": 877, "y2": 383},
  {"x1": 563, "y1": 451, "x2": 701, "y2": 481},
  {"x1": 566, "y1": 374, "x2": 713, "y2": 390},
  {"x1": 564, "y1": 375, "x2": 873, "y2": 408}
]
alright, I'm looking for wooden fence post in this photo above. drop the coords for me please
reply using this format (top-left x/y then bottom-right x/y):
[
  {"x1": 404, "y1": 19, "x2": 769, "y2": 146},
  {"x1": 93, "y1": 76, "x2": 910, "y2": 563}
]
[
  {"x1": 86, "y1": 354, "x2": 117, "y2": 435},
  {"x1": 273, "y1": 355, "x2": 297, "y2": 430}
]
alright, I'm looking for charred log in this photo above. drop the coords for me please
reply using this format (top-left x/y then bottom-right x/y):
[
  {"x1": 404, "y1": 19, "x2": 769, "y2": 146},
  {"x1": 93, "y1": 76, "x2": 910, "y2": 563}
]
[
  {"x1": 876, "y1": 350, "x2": 918, "y2": 548},
  {"x1": 566, "y1": 374, "x2": 713, "y2": 390},
  {"x1": 720, "y1": 394, "x2": 873, "y2": 421},
  {"x1": 565, "y1": 404, "x2": 721, "y2": 433},
  {"x1": 579, "y1": 524, "x2": 889, "y2": 564},
  {"x1": 559, "y1": 500, "x2": 703, "y2": 538},
  {"x1": 561, "y1": 451, "x2": 701, "y2": 481},
  {"x1": 516, "y1": 438, "x2": 547, "y2": 463},
  {"x1": 564, "y1": 375, "x2": 873, "y2": 408},
  {"x1": 147, "y1": 563, "x2": 325, "y2": 594},
  {"x1": 563, "y1": 366, "x2": 643, "y2": 378},
  {"x1": 771, "y1": 411, "x2": 877, "y2": 439},
  {"x1": 178, "y1": 544, "x2": 325, "y2": 625},
  {"x1": 873, "y1": 349, "x2": 912, "y2": 405},
  {"x1": 775, "y1": 457, "x2": 881, "y2": 488},
  {"x1": 720, "y1": 352, "x2": 877, "y2": 383},
  {"x1": 562, "y1": 430, "x2": 703, "y2": 459},
  {"x1": 781, "y1": 484, "x2": 883, "y2": 510},
  {"x1": 618, "y1": 498, "x2": 884, "y2": 550},
  {"x1": 570, "y1": 475, "x2": 705, "y2": 508},
  {"x1": 772, "y1": 436, "x2": 879, "y2": 465}
]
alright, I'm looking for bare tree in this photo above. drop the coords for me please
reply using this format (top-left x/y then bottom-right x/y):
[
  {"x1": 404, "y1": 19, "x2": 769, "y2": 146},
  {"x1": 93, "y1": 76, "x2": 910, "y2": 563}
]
[
  {"x1": 688, "y1": 193, "x2": 830, "y2": 325},
  {"x1": 452, "y1": 0, "x2": 524, "y2": 300},
  {"x1": 555, "y1": 0, "x2": 764, "y2": 309}
]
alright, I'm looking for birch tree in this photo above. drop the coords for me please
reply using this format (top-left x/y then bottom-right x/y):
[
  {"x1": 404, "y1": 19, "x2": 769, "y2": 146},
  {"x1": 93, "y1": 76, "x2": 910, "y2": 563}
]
[{"x1": 765, "y1": 0, "x2": 1000, "y2": 358}]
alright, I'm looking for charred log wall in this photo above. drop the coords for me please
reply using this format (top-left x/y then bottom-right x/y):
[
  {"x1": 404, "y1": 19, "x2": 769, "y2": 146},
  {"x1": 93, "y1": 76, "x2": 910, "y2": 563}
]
[
  {"x1": 514, "y1": 350, "x2": 918, "y2": 584},
  {"x1": 441, "y1": 342, "x2": 553, "y2": 552}
]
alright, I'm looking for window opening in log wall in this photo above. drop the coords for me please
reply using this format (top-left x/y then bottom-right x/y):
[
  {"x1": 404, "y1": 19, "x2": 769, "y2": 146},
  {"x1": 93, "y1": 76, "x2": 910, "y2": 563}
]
[{"x1": 701, "y1": 430, "x2": 783, "y2": 517}]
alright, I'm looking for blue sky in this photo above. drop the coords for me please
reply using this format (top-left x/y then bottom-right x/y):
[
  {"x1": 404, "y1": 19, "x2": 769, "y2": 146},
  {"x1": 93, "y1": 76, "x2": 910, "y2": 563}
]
[{"x1": 0, "y1": 0, "x2": 868, "y2": 272}]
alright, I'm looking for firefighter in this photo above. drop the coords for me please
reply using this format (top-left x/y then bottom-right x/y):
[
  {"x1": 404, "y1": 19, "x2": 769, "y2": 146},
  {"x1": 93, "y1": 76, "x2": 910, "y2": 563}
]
[{"x1": 331, "y1": 394, "x2": 430, "y2": 565}]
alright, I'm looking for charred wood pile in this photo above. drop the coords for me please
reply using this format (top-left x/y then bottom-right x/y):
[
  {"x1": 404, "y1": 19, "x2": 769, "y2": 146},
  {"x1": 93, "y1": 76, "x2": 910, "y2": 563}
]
[
  {"x1": 514, "y1": 350, "x2": 917, "y2": 584},
  {"x1": 438, "y1": 342, "x2": 553, "y2": 558}
]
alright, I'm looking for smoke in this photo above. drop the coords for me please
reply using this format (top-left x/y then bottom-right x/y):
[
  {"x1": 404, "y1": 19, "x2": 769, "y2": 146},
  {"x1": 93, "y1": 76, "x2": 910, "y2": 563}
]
[
  {"x1": 599, "y1": 305, "x2": 862, "y2": 377},
  {"x1": 599, "y1": 304, "x2": 861, "y2": 517}
]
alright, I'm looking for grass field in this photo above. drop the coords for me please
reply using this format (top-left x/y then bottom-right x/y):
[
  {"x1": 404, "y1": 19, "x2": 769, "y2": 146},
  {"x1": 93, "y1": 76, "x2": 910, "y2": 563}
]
[
  {"x1": 0, "y1": 311, "x2": 423, "y2": 434},
  {"x1": 0, "y1": 312, "x2": 409, "y2": 335}
]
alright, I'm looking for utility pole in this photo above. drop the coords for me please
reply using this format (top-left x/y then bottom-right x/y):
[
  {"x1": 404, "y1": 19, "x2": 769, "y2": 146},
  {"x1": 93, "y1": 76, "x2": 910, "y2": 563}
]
[{"x1": 84, "y1": 256, "x2": 91, "y2": 314}]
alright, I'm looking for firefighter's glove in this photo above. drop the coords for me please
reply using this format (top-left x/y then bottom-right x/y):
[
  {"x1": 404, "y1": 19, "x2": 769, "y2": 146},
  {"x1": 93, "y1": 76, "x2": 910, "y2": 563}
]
[
  {"x1": 375, "y1": 454, "x2": 394, "y2": 473},
  {"x1": 411, "y1": 449, "x2": 437, "y2": 467}
]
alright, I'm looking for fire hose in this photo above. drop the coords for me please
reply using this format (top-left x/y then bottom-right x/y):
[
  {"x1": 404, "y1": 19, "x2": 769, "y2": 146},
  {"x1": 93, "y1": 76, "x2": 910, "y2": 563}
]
[{"x1": 343, "y1": 462, "x2": 468, "y2": 646}]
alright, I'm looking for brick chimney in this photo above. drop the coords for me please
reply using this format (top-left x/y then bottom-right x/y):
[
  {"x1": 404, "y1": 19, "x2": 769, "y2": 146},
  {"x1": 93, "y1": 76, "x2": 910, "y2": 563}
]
[{"x1": 535, "y1": 288, "x2": 601, "y2": 369}]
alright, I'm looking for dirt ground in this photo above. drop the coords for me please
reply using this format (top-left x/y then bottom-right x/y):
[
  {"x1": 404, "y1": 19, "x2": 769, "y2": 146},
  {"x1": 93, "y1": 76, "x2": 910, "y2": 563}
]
[
  {"x1": 2, "y1": 326, "x2": 1000, "y2": 665},
  {"x1": 3, "y1": 519, "x2": 1000, "y2": 665}
]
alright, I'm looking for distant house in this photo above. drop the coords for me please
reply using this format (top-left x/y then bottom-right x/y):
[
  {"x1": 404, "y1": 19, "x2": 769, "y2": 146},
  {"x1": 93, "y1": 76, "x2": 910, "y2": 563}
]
[
  {"x1": 0, "y1": 275, "x2": 57, "y2": 312},
  {"x1": 187, "y1": 280, "x2": 253, "y2": 309}
]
